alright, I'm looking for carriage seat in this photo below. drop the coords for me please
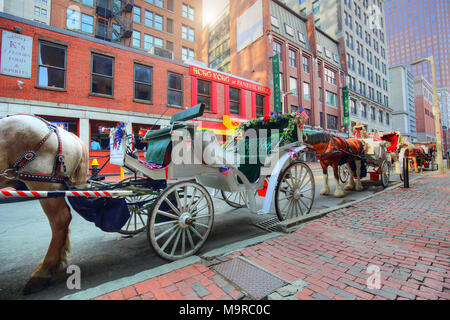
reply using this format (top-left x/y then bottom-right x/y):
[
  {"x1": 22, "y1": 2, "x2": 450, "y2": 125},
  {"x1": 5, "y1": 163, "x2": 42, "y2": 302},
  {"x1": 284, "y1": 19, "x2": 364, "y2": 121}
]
[
  {"x1": 144, "y1": 103, "x2": 205, "y2": 165},
  {"x1": 362, "y1": 138, "x2": 386, "y2": 159}
]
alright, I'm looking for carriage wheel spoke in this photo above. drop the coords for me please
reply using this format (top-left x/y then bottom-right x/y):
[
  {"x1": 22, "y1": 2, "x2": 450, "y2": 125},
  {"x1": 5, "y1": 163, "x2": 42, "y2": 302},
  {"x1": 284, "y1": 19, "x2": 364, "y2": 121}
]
[
  {"x1": 155, "y1": 224, "x2": 178, "y2": 241},
  {"x1": 161, "y1": 228, "x2": 180, "y2": 252},
  {"x1": 156, "y1": 210, "x2": 179, "y2": 220},
  {"x1": 171, "y1": 229, "x2": 182, "y2": 256},
  {"x1": 164, "y1": 198, "x2": 181, "y2": 216},
  {"x1": 189, "y1": 226, "x2": 205, "y2": 241},
  {"x1": 154, "y1": 220, "x2": 177, "y2": 228}
]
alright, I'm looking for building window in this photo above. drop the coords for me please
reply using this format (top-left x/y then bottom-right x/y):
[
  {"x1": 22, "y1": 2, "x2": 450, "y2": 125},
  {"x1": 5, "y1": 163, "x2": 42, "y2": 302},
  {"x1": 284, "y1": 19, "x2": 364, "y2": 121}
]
[
  {"x1": 312, "y1": 0, "x2": 320, "y2": 14},
  {"x1": 386, "y1": 113, "x2": 390, "y2": 125},
  {"x1": 182, "y1": 25, "x2": 195, "y2": 42},
  {"x1": 288, "y1": 49, "x2": 296, "y2": 68},
  {"x1": 34, "y1": 7, "x2": 40, "y2": 16},
  {"x1": 197, "y1": 80, "x2": 211, "y2": 110},
  {"x1": 37, "y1": 41, "x2": 66, "y2": 89},
  {"x1": 290, "y1": 77, "x2": 298, "y2": 96},
  {"x1": 182, "y1": 47, "x2": 194, "y2": 61},
  {"x1": 166, "y1": 41, "x2": 174, "y2": 52},
  {"x1": 144, "y1": 34, "x2": 163, "y2": 50},
  {"x1": 273, "y1": 42, "x2": 282, "y2": 61},
  {"x1": 324, "y1": 68, "x2": 336, "y2": 85},
  {"x1": 298, "y1": 32, "x2": 306, "y2": 43},
  {"x1": 66, "y1": 9, "x2": 94, "y2": 34},
  {"x1": 134, "y1": 64, "x2": 153, "y2": 103},
  {"x1": 318, "y1": 87, "x2": 323, "y2": 102},
  {"x1": 132, "y1": 30, "x2": 141, "y2": 48},
  {"x1": 285, "y1": 23, "x2": 294, "y2": 36},
  {"x1": 91, "y1": 53, "x2": 114, "y2": 96},
  {"x1": 168, "y1": 72, "x2": 183, "y2": 107},
  {"x1": 379, "y1": 110, "x2": 384, "y2": 123},
  {"x1": 166, "y1": 0, "x2": 174, "y2": 11},
  {"x1": 145, "y1": 10, "x2": 163, "y2": 31},
  {"x1": 361, "y1": 103, "x2": 367, "y2": 118},
  {"x1": 314, "y1": 18, "x2": 321, "y2": 28},
  {"x1": 256, "y1": 94, "x2": 265, "y2": 117},
  {"x1": 90, "y1": 120, "x2": 117, "y2": 151},
  {"x1": 229, "y1": 87, "x2": 240, "y2": 115},
  {"x1": 133, "y1": 6, "x2": 141, "y2": 23},
  {"x1": 182, "y1": 4, "x2": 195, "y2": 21},
  {"x1": 327, "y1": 114, "x2": 338, "y2": 130},
  {"x1": 302, "y1": 56, "x2": 309, "y2": 73},
  {"x1": 303, "y1": 82, "x2": 310, "y2": 100},
  {"x1": 326, "y1": 91, "x2": 337, "y2": 107},
  {"x1": 370, "y1": 107, "x2": 376, "y2": 120},
  {"x1": 146, "y1": 0, "x2": 163, "y2": 8},
  {"x1": 271, "y1": 16, "x2": 279, "y2": 28},
  {"x1": 350, "y1": 99, "x2": 357, "y2": 115}
]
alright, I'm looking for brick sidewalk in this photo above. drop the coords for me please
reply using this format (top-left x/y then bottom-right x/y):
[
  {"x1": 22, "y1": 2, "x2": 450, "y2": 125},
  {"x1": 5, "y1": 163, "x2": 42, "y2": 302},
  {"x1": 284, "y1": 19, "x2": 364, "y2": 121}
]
[{"x1": 94, "y1": 172, "x2": 450, "y2": 300}]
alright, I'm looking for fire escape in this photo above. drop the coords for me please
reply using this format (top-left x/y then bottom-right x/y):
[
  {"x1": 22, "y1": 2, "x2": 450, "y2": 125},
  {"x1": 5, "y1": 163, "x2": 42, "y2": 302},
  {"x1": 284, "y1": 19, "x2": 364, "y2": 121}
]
[{"x1": 95, "y1": 0, "x2": 133, "y2": 44}]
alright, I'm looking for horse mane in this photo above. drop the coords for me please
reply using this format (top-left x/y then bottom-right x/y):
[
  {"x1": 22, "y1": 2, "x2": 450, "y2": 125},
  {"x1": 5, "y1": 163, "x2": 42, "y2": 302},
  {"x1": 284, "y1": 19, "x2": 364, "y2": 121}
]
[{"x1": 306, "y1": 132, "x2": 331, "y2": 145}]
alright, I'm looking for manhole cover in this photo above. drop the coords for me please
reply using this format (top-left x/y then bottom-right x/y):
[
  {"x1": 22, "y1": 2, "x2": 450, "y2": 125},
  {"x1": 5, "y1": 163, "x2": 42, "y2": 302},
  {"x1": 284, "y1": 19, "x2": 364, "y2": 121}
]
[
  {"x1": 212, "y1": 258, "x2": 287, "y2": 299},
  {"x1": 253, "y1": 216, "x2": 280, "y2": 232}
]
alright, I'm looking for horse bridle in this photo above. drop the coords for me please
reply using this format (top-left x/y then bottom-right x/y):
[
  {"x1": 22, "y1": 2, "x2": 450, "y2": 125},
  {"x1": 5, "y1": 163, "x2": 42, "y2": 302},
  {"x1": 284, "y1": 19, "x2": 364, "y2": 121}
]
[{"x1": 1, "y1": 115, "x2": 70, "y2": 185}]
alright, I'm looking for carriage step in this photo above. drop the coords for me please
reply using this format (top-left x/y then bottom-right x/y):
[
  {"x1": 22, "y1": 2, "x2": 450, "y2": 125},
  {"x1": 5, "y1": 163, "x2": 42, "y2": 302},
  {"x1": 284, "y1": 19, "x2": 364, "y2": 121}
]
[{"x1": 212, "y1": 257, "x2": 288, "y2": 300}]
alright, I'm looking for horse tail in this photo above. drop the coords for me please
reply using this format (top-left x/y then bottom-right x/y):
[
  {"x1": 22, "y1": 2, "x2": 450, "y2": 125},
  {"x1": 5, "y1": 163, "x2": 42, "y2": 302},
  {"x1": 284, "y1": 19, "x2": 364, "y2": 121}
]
[{"x1": 73, "y1": 136, "x2": 89, "y2": 186}]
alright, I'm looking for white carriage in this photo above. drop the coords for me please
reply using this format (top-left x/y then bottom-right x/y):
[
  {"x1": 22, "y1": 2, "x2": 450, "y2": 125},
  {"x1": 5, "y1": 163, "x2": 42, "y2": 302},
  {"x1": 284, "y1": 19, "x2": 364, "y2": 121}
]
[{"x1": 104, "y1": 104, "x2": 315, "y2": 261}]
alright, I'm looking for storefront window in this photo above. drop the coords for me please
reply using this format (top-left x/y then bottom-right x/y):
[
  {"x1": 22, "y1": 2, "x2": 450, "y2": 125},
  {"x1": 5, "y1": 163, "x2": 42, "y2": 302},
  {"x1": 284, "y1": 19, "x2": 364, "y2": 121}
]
[
  {"x1": 90, "y1": 120, "x2": 117, "y2": 151},
  {"x1": 229, "y1": 87, "x2": 240, "y2": 115},
  {"x1": 132, "y1": 124, "x2": 159, "y2": 151},
  {"x1": 39, "y1": 116, "x2": 78, "y2": 136},
  {"x1": 197, "y1": 80, "x2": 211, "y2": 110},
  {"x1": 256, "y1": 94, "x2": 265, "y2": 117}
]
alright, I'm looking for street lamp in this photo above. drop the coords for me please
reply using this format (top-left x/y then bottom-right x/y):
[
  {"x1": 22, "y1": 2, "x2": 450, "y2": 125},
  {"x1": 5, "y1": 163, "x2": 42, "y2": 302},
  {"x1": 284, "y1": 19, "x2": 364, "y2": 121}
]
[
  {"x1": 281, "y1": 90, "x2": 295, "y2": 114},
  {"x1": 410, "y1": 56, "x2": 444, "y2": 174}
]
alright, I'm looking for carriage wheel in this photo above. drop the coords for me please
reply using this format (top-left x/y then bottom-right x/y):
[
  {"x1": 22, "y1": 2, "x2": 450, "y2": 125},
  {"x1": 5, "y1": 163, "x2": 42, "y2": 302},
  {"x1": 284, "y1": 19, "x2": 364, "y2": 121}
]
[
  {"x1": 148, "y1": 181, "x2": 214, "y2": 261},
  {"x1": 220, "y1": 190, "x2": 247, "y2": 208},
  {"x1": 339, "y1": 165, "x2": 350, "y2": 184},
  {"x1": 381, "y1": 161, "x2": 390, "y2": 188},
  {"x1": 119, "y1": 193, "x2": 156, "y2": 235},
  {"x1": 275, "y1": 161, "x2": 315, "y2": 222}
]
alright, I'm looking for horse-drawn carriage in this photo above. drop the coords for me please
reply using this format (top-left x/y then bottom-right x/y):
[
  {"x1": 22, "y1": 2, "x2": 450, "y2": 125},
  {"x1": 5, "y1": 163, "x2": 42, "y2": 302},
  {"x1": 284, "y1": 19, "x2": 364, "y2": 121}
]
[
  {"x1": 98, "y1": 103, "x2": 314, "y2": 260},
  {"x1": 406, "y1": 142, "x2": 437, "y2": 172}
]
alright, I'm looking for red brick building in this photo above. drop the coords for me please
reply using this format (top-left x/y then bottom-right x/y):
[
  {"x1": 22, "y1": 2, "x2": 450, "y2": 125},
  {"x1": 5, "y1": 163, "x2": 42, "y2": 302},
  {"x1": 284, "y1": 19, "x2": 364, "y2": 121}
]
[
  {"x1": 198, "y1": 0, "x2": 347, "y2": 133},
  {"x1": 50, "y1": 0, "x2": 202, "y2": 63},
  {"x1": 0, "y1": 13, "x2": 270, "y2": 173},
  {"x1": 413, "y1": 75, "x2": 436, "y2": 142}
]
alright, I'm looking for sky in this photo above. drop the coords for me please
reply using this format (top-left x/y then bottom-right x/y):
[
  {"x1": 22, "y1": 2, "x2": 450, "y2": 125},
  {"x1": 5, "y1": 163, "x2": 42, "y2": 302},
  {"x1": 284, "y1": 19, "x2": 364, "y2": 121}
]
[{"x1": 203, "y1": 0, "x2": 229, "y2": 27}]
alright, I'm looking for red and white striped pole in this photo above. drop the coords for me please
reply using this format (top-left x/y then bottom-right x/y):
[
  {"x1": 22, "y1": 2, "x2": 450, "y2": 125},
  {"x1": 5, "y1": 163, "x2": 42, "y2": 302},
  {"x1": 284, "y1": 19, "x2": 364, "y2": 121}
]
[{"x1": 0, "y1": 190, "x2": 134, "y2": 199}]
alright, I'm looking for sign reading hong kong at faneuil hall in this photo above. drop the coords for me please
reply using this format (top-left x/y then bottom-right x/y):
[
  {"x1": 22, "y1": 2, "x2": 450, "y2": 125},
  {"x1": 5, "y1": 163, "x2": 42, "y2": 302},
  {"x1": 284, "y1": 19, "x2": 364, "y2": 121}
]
[
  {"x1": 1, "y1": 30, "x2": 33, "y2": 79},
  {"x1": 190, "y1": 65, "x2": 270, "y2": 96}
]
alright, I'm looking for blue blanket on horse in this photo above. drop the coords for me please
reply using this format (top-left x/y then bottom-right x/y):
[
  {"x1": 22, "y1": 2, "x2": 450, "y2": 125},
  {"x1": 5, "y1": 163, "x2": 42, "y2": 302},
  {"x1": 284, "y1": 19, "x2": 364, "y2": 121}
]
[{"x1": 68, "y1": 197, "x2": 130, "y2": 233}]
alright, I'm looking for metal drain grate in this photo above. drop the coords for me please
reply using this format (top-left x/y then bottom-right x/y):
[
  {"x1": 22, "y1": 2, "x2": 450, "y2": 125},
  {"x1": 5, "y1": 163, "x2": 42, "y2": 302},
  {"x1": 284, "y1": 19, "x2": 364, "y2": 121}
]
[
  {"x1": 212, "y1": 258, "x2": 287, "y2": 300},
  {"x1": 253, "y1": 216, "x2": 281, "y2": 232}
]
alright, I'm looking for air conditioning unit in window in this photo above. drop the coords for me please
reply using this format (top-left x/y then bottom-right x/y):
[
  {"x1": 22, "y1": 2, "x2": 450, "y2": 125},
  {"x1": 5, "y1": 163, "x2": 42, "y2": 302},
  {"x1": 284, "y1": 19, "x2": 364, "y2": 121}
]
[{"x1": 149, "y1": 46, "x2": 173, "y2": 60}]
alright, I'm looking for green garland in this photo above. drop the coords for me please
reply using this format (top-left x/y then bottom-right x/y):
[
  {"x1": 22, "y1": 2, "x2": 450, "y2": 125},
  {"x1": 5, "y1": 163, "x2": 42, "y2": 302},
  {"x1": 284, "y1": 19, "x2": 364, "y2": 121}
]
[{"x1": 225, "y1": 112, "x2": 298, "y2": 147}]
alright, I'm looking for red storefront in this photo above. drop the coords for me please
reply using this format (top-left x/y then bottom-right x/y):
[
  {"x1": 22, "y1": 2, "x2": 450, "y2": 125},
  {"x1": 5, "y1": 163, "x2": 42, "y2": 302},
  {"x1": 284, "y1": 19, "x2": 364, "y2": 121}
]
[{"x1": 189, "y1": 64, "x2": 271, "y2": 143}]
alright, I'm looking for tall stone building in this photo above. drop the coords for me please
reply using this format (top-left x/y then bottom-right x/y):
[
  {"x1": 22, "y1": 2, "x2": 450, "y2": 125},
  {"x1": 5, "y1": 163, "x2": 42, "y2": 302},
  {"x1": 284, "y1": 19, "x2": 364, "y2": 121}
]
[
  {"x1": 389, "y1": 65, "x2": 416, "y2": 140},
  {"x1": 292, "y1": 0, "x2": 392, "y2": 133}
]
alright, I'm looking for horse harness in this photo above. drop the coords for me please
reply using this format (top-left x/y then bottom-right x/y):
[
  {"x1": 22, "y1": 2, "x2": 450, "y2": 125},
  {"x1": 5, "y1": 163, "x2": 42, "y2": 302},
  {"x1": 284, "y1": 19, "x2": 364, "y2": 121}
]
[
  {"x1": 2, "y1": 115, "x2": 70, "y2": 185},
  {"x1": 316, "y1": 134, "x2": 358, "y2": 165}
]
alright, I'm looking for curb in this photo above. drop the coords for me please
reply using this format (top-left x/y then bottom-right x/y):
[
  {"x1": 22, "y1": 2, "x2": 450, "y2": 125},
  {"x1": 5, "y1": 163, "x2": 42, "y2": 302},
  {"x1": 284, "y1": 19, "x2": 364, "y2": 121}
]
[{"x1": 60, "y1": 256, "x2": 201, "y2": 300}]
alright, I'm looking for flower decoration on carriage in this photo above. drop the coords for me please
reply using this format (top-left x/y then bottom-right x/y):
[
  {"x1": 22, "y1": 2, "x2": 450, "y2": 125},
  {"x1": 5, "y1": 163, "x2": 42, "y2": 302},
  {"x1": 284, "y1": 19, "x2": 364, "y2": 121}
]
[{"x1": 110, "y1": 122, "x2": 126, "y2": 150}]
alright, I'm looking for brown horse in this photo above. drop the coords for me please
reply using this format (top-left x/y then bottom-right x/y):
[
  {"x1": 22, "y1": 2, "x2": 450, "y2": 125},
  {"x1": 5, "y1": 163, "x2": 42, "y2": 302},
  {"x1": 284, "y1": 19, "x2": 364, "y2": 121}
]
[
  {"x1": 305, "y1": 133, "x2": 365, "y2": 197},
  {"x1": 0, "y1": 115, "x2": 89, "y2": 294}
]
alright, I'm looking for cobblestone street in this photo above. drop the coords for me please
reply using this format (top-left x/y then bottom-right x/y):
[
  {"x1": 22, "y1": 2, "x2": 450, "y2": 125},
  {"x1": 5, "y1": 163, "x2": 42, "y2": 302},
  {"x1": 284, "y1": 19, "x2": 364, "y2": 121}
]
[{"x1": 92, "y1": 171, "x2": 450, "y2": 301}]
